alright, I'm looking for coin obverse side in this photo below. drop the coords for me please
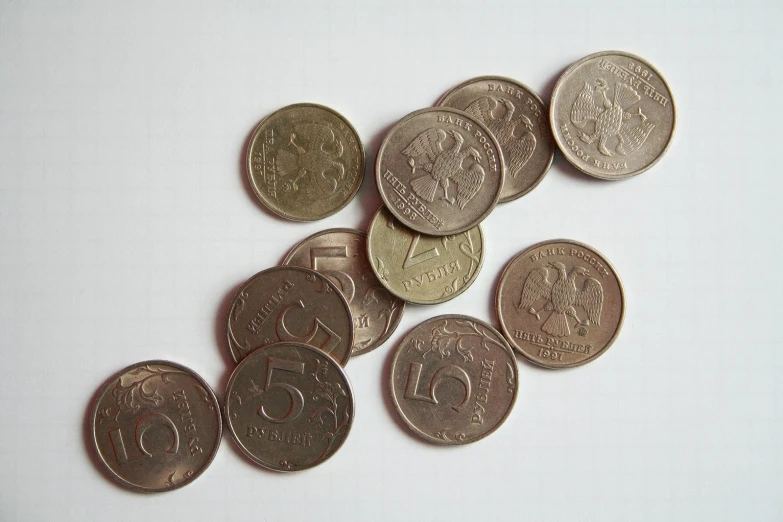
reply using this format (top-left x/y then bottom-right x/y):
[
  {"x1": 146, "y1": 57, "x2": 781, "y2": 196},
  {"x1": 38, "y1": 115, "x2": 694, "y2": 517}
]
[
  {"x1": 550, "y1": 51, "x2": 675, "y2": 180},
  {"x1": 227, "y1": 266, "x2": 354, "y2": 366},
  {"x1": 496, "y1": 239, "x2": 625, "y2": 368},
  {"x1": 283, "y1": 228, "x2": 405, "y2": 357},
  {"x1": 389, "y1": 315, "x2": 518, "y2": 445},
  {"x1": 366, "y1": 206, "x2": 484, "y2": 305},
  {"x1": 246, "y1": 103, "x2": 365, "y2": 221},
  {"x1": 224, "y1": 342, "x2": 354, "y2": 472},
  {"x1": 375, "y1": 107, "x2": 504, "y2": 236},
  {"x1": 90, "y1": 360, "x2": 222, "y2": 492},
  {"x1": 438, "y1": 76, "x2": 554, "y2": 202}
]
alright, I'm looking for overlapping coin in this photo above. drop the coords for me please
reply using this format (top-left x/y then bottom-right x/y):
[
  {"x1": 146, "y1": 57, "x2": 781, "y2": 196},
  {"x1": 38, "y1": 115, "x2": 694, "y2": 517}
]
[
  {"x1": 246, "y1": 103, "x2": 364, "y2": 220},
  {"x1": 496, "y1": 239, "x2": 625, "y2": 368},
  {"x1": 550, "y1": 51, "x2": 675, "y2": 180},
  {"x1": 227, "y1": 266, "x2": 354, "y2": 366},
  {"x1": 389, "y1": 315, "x2": 518, "y2": 445},
  {"x1": 438, "y1": 76, "x2": 554, "y2": 202},
  {"x1": 283, "y1": 228, "x2": 405, "y2": 356},
  {"x1": 224, "y1": 342, "x2": 354, "y2": 472},
  {"x1": 375, "y1": 107, "x2": 503, "y2": 236},
  {"x1": 90, "y1": 360, "x2": 222, "y2": 492},
  {"x1": 367, "y1": 206, "x2": 484, "y2": 305}
]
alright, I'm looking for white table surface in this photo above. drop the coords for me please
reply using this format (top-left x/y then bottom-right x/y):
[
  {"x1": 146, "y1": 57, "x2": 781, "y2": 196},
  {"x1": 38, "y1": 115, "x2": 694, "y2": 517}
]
[{"x1": 1, "y1": 1, "x2": 781, "y2": 520}]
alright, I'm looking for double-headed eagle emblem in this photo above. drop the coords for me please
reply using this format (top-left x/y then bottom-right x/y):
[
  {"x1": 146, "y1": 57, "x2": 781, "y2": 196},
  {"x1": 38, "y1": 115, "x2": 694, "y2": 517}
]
[
  {"x1": 276, "y1": 123, "x2": 345, "y2": 192},
  {"x1": 402, "y1": 129, "x2": 485, "y2": 210},
  {"x1": 464, "y1": 97, "x2": 537, "y2": 178},
  {"x1": 518, "y1": 262, "x2": 604, "y2": 337},
  {"x1": 571, "y1": 79, "x2": 655, "y2": 157}
]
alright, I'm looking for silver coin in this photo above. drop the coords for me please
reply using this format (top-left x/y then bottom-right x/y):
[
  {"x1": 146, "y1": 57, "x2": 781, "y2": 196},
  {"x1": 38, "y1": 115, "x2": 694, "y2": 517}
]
[
  {"x1": 438, "y1": 76, "x2": 554, "y2": 202},
  {"x1": 375, "y1": 107, "x2": 504, "y2": 236},
  {"x1": 90, "y1": 360, "x2": 222, "y2": 492},
  {"x1": 282, "y1": 228, "x2": 405, "y2": 356},
  {"x1": 550, "y1": 51, "x2": 676, "y2": 179},
  {"x1": 227, "y1": 266, "x2": 354, "y2": 366},
  {"x1": 224, "y1": 342, "x2": 354, "y2": 471},
  {"x1": 389, "y1": 315, "x2": 518, "y2": 445}
]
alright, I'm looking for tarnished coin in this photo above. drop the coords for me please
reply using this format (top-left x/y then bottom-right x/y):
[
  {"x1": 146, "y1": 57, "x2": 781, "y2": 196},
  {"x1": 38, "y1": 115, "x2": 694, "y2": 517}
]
[
  {"x1": 375, "y1": 107, "x2": 503, "y2": 236},
  {"x1": 438, "y1": 76, "x2": 554, "y2": 202},
  {"x1": 224, "y1": 342, "x2": 354, "y2": 471},
  {"x1": 366, "y1": 206, "x2": 484, "y2": 305},
  {"x1": 283, "y1": 228, "x2": 405, "y2": 357},
  {"x1": 496, "y1": 239, "x2": 625, "y2": 368},
  {"x1": 90, "y1": 360, "x2": 222, "y2": 492},
  {"x1": 389, "y1": 315, "x2": 518, "y2": 445},
  {"x1": 246, "y1": 103, "x2": 365, "y2": 221},
  {"x1": 550, "y1": 51, "x2": 675, "y2": 180},
  {"x1": 227, "y1": 266, "x2": 354, "y2": 366}
]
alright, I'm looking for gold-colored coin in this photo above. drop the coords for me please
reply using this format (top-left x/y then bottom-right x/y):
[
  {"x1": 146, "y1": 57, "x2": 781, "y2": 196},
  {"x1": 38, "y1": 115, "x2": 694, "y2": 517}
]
[
  {"x1": 366, "y1": 206, "x2": 484, "y2": 305},
  {"x1": 246, "y1": 103, "x2": 364, "y2": 221}
]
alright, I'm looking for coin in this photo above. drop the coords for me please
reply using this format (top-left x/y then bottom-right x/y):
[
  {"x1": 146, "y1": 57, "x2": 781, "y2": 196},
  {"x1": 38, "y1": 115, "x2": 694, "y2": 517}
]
[
  {"x1": 389, "y1": 315, "x2": 518, "y2": 445},
  {"x1": 496, "y1": 239, "x2": 625, "y2": 368},
  {"x1": 366, "y1": 205, "x2": 484, "y2": 305},
  {"x1": 282, "y1": 228, "x2": 405, "y2": 357},
  {"x1": 90, "y1": 360, "x2": 222, "y2": 492},
  {"x1": 224, "y1": 342, "x2": 354, "y2": 471},
  {"x1": 227, "y1": 266, "x2": 354, "y2": 366},
  {"x1": 375, "y1": 107, "x2": 503, "y2": 236},
  {"x1": 550, "y1": 51, "x2": 675, "y2": 180},
  {"x1": 438, "y1": 76, "x2": 554, "y2": 202},
  {"x1": 246, "y1": 103, "x2": 365, "y2": 221}
]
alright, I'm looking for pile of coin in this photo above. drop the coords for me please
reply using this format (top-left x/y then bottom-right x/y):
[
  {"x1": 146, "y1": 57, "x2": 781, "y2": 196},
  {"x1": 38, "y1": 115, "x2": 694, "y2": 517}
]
[{"x1": 89, "y1": 50, "x2": 674, "y2": 491}]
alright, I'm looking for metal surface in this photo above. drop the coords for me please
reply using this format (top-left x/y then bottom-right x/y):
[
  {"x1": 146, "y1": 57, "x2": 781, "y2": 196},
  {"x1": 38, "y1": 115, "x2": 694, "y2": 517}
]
[
  {"x1": 224, "y1": 342, "x2": 354, "y2": 472},
  {"x1": 375, "y1": 107, "x2": 504, "y2": 236},
  {"x1": 283, "y1": 228, "x2": 405, "y2": 356},
  {"x1": 90, "y1": 360, "x2": 222, "y2": 493},
  {"x1": 438, "y1": 75, "x2": 554, "y2": 202},
  {"x1": 246, "y1": 103, "x2": 365, "y2": 220},
  {"x1": 550, "y1": 51, "x2": 675, "y2": 180},
  {"x1": 366, "y1": 205, "x2": 484, "y2": 305},
  {"x1": 227, "y1": 266, "x2": 354, "y2": 366},
  {"x1": 389, "y1": 315, "x2": 518, "y2": 445},
  {"x1": 496, "y1": 239, "x2": 625, "y2": 368}
]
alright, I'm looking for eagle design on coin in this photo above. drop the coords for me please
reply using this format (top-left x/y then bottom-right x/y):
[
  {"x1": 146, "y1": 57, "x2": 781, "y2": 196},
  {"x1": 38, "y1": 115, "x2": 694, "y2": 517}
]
[
  {"x1": 275, "y1": 122, "x2": 346, "y2": 192},
  {"x1": 464, "y1": 97, "x2": 536, "y2": 178},
  {"x1": 570, "y1": 79, "x2": 655, "y2": 157},
  {"x1": 517, "y1": 261, "x2": 604, "y2": 337},
  {"x1": 402, "y1": 129, "x2": 485, "y2": 210}
]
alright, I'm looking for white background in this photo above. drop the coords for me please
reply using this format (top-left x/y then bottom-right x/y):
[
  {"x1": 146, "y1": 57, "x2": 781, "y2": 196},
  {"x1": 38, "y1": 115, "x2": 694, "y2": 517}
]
[{"x1": 1, "y1": 1, "x2": 781, "y2": 520}]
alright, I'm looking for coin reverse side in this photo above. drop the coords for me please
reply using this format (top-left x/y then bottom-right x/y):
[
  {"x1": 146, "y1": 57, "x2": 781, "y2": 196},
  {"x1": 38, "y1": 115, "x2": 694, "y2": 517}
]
[
  {"x1": 90, "y1": 360, "x2": 222, "y2": 492},
  {"x1": 375, "y1": 107, "x2": 504, "y2": 236},
  {"x1": 389, "y1": 315, "x2": 518, "y2": 445},
  {"x1": 438, "y1": 76, "x2": 554, "y2": 202},
  {"x1": 496, "y1": 239, "x2": 625, "y2": 368},
  {"x1": 283, "y1": 228, "x2": 405, "y2": 357},
  {"x1": 224, "y1": 342, "x2": 354, "y2": 472},
  {"x1": 366, "y1": 206, "x2": 484, "y2": 305},
  {"x1": 227, "y1": 266, "x2": 354, "y2": 366},
  {"x1": 247, "y1": 103, "x2": 365, "y2": 221},
  {"x1": 550, "y1": 51, "x2": 675, "y2": 179}
]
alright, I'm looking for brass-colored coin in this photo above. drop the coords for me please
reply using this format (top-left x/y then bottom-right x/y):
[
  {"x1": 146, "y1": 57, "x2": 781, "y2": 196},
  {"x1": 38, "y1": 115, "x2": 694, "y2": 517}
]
[
  {"x1": 438, "y1": 76, "x2": 554, "y2": 202},
  {"x1": 375, "y1": 107, "x2": 503, "y2": 236},
  {"x1": 389, "y1": 315, "x2": 518, "y2": 445},
  {"x1": 246, "y1": 103, "x2": 365, "y2": 221},
  {"x1": 224, "y1": 342, "x2": 354, "y2": 472},
  {"x1": 227, "y1": 266, "x2": 354, "y2": 366},
  {"x1": 283, "y1": 228, "x2": 405, "y2": 357},
  {"x1": 550, "y1": 51, "x2": 676, "y2": 180},
  {"x1": 496, "y1": 239, "x2": 625, "y2": 368},
  {"x1": 90, "y1": 360, "x2": 222, "y2": 492},
  {"x1": 366, "y1": 206, "x2": 484, "y2": 305}
]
